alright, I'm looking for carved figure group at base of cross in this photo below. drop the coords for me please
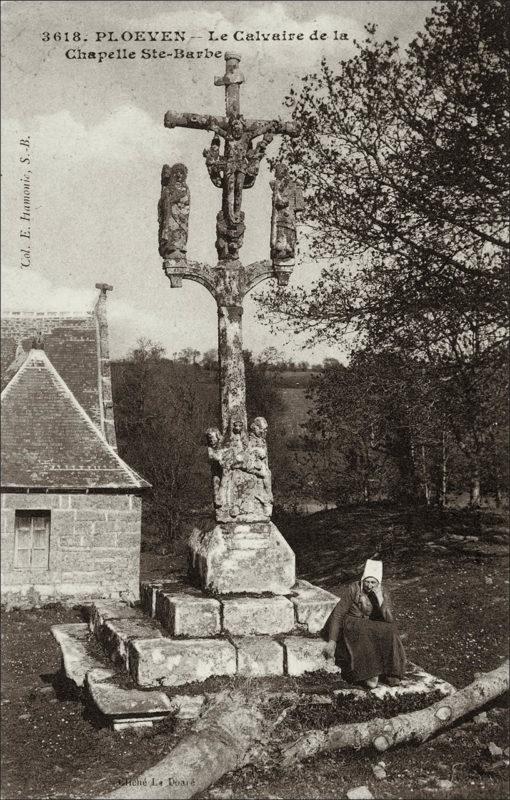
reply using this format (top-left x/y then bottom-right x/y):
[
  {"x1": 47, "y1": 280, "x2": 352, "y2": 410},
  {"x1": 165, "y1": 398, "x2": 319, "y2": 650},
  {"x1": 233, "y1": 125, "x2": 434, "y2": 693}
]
[{"x1": 206, "y1": 417, "x2": 273, "y2": 523}]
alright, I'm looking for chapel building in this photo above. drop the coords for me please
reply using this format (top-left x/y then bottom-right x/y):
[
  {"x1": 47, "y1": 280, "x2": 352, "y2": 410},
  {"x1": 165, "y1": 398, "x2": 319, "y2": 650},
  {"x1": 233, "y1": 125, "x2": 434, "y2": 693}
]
[{"x1": 1, "y1": 284, "x2": 149, "y2": 605}]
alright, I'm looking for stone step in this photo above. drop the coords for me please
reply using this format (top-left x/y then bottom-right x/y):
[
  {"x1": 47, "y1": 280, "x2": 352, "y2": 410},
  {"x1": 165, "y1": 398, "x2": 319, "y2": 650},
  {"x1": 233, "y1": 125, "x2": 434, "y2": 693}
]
[
  {"x1": 140, "y1": 580, "x2": 190, "y2": 617},
  {"x1": 127, "y1": 633, "x2": 339, "y2": 687},
  {"x1": 89, "y1": 600, "x2": 166, "y2": 671},
  {"x1": 156, "y1": 593, "x2": 222, "y2": 637},
  {"x1": 290, "y1": 580, "x2": 339, "y2": 634},
  {"x1": 99, "y1": 618, "x2": 165, "y2": 670},
  {"x1": 222, "y1": 596, "x2": 295, "y2": 635},
  {"x1": 283, "y1": 637, "x2": 341, "y2": 676},
  {"x1": 51, "y1": 623, "x2": 108, "y2": 688},
  {"x1": 235, "y1": 637, "x2": 284, "y2": 677},
  {"x1": 89, "y1": 599, "x2": 143, "y2": 637},
  {"x1": 332, "y1": 662, "x2": 455, "y2": 699},
  {"x1": 129, "y1": 637, "x2": 237, "y2": 687},
  {"x1": 149, "y1": 581, "x2": 338, "y2": 638},
  {"x1": 86, "y1": 667, "x2": 174, "y2": 730}
]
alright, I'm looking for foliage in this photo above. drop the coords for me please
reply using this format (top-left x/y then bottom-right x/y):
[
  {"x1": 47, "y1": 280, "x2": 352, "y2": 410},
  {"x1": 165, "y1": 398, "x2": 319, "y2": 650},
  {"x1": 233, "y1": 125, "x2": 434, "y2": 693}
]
[
  {"x1": 112, "y1": 338, "x2": 216, "y2": 541},
  {"x1": 295, "y1": 349, "x2": 509, "y2": 507},
  {"x1": 265, "y1": 0, "x2": 508, "y2": 330},
  {"x1": 259, "y1": 0, "x2": 509, "y2": 504},
  {"x1": 244, "y1": 349, "x2": 285, "y2": 423},
  {"x1": 201, "y1": 348, "x2": 218, "y2": 370}
]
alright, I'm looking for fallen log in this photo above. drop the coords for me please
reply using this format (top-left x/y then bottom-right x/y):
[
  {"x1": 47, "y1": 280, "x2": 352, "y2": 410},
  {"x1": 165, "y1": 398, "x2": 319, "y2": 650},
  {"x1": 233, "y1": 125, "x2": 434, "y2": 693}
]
[
  {"x1": 104, "y1": 661, "x2": 508, "y2": 799},
  {"x1": 104, "y1": 690, "x2": 268, "y2": 800},
  {"x1": 281, "y1": 660, "x2": 509, "y2": 767}
]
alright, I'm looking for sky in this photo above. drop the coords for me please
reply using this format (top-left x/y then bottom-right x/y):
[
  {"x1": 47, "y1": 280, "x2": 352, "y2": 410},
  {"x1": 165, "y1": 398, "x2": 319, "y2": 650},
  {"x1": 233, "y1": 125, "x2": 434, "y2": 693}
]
[{"x1": 2, "y1": 0, "x2": 434, "y2": 362}]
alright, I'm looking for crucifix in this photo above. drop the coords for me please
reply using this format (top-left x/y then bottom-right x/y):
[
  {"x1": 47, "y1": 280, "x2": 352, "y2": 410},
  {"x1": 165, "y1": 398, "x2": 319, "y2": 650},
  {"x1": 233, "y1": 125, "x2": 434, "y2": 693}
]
[{"x1": 160, "y1": 52, "x2": 300, "y2": 439}]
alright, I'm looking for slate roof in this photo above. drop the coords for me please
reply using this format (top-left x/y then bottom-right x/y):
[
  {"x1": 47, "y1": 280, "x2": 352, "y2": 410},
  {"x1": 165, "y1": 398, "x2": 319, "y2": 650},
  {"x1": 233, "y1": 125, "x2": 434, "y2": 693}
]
[
  {"x1": 1, "y1": 349, "x2": 149, "y2": 490},
  {"x1": 1, "y1": 311, "x2": 101, "y2": 427}
]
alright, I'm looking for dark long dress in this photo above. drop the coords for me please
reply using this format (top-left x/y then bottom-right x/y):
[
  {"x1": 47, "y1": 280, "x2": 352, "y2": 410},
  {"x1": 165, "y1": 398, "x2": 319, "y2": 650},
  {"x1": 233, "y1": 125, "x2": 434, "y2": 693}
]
[{"x1": 328, "y1": 582, "x2": 406, "y2": 682}]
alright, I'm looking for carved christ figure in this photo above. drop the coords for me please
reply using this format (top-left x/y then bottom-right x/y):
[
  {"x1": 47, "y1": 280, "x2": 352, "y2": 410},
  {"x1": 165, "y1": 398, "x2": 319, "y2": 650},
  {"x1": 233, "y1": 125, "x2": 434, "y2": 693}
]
[
  {"x1": 158, "y1": 163, "x2": 190, "y2": 260},
  {"x1": 206, "y1": 114, "x2": 274, "y2": 226},
  {"x1": 270, "y1": 163, "x2": 304, "y2": 263}
]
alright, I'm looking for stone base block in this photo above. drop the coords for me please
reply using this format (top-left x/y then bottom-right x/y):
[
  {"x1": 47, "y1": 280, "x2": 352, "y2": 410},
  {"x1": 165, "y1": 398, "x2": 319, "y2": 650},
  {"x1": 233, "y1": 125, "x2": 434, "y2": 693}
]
[
  {"x1": 100, "y1": 619, "x2": 163, "y2": 669},
  {"x1": 86, "y1": 668, "x2": 173, "y2": 726},
  {"x1": 235, "y1": 637, "x2": 284, "y2": 676},
  {"x1": 333, "y1": 662, "x2": 456, "y2": 700},
  {"x1": 113, "y1": 720, "x2": 154, "y2": 731},
  {"x1": 291, "y1": 580, "x2": 339, "y2": 634},
  {"x1": 283, "y1": 637, "x2": 341, "y2": 677},
  {"x1": 50, "y1": 623, "x2": 106, "y2": 688},
  {"x1": 166, "y1": 694, "x2": 207, "y2": 720},
  {"x1": 129, "y1": 638, "x2": 237, "y2": 687},
  {"x1": 188, "y1": 522, "x2": 295, "y2": 595},
  {"x1": 89, "y1": 600, "x2": 141, "y2": 637},
  {"x1": 222, "y1": 596, "x2": 295, "y2": 636},
  {"x1": 140, "y1": 581, "x2": 164, "y2": 617},
  {"x1": 156, "y1": 593, "x2": 221, "y2": 637}
]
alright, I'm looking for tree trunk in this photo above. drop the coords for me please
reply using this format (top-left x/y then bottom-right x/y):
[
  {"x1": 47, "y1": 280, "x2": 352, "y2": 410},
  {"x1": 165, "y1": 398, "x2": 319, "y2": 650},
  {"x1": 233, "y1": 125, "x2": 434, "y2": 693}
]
[
  {"x1": 438, "y1": 429, "x2": 448, "y2": 508},
  {"x1": 104, "y1": 691, "x2": 266, "y2": 800},
  {"x1": 103, "y1": 663, "x2": 508, "y2": 799},
  {"x1": 409, "y1": 434, "x2": 417, "y2": 501},
  {"x1": 421, "y1": 444, "x2": 430, "y2": 507},
  {"x1": 281, "y1": 661, "x2": 509, "y2": 767},
  {"x1": 491, "y1": 432, "x2": 502, "y2": 508},
  {"x1": 470, "y1": 461, "x2": 481, "y2": 508},
  {"x1": 363, "y1": 482, "x2": 369, "y2": 504}
]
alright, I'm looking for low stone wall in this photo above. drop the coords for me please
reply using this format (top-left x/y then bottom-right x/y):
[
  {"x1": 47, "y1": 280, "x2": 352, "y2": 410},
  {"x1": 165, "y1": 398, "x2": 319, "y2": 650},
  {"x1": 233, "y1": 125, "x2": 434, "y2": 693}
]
[{"x1": 1, "y1": 492, "x2": 141, "y2": 606}]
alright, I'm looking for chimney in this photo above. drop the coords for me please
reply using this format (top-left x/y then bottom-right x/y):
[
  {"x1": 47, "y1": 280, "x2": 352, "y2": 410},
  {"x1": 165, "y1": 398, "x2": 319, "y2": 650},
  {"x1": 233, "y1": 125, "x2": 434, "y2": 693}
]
[
  {"x1": 32, "y1": 331, "x2": 44, "y2": 349},
  {"x1": 94, "y1": 283, "x2": 117, "y2": 450}
]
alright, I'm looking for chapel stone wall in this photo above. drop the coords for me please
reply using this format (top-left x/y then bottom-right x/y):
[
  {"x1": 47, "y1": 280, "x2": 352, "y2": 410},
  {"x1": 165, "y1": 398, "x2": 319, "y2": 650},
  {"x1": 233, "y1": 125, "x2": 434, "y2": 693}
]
[{"x1": 1, "y1": 492, "x2": 141, "y2": 606}]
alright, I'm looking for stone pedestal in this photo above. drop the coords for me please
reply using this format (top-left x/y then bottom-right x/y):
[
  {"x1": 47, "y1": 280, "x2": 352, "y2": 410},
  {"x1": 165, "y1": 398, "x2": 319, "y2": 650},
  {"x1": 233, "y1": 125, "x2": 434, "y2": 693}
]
[{"x1": 188, "y1": 521, "x2": 295, "y2": 595}]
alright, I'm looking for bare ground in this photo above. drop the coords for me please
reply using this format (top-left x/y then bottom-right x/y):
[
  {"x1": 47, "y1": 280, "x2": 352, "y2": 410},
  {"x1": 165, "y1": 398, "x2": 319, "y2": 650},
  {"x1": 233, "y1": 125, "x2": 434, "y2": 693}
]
[{"x1": 1, "y1": 504, "x2": 509, "y2": 800}]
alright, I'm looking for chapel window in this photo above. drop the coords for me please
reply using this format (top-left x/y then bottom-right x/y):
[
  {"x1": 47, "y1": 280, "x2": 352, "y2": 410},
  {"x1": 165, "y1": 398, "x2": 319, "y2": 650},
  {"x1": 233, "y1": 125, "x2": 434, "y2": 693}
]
[{"x1": 14, "y1": 511, "x2": 50, "y2": 570}]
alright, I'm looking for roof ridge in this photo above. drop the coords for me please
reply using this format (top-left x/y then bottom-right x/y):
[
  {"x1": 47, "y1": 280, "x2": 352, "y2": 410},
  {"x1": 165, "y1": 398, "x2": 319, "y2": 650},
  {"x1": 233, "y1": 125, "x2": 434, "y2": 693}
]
[
  {"x1": 1, "y1": 349, "x2": 146, "y2": 488},
  {"x1": 0, "y1": 346, "x2": 37, "y2": 400},
  {"x1": 1, "y1": 310, "x2": 93, "y2": 318}
]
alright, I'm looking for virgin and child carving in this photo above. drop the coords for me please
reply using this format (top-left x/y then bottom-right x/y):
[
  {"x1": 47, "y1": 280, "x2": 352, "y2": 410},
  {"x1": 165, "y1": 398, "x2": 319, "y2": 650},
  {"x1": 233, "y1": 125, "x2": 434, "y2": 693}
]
[{"x1": 206, "y1": 417, "x2": 273, "y2": 524}]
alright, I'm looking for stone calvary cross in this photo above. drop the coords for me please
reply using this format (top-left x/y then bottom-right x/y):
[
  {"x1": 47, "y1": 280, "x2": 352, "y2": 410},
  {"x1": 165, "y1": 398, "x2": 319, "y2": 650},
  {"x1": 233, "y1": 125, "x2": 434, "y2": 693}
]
[
  {"x1": 49, "y1": 54, "x2": 343, "y2": 696},
  {"x1": 161, "y1": 52, "x2": 300, "y2": 435},
  {"x1": 160, "y1": 52, "x2": 302, "y2": 593}
]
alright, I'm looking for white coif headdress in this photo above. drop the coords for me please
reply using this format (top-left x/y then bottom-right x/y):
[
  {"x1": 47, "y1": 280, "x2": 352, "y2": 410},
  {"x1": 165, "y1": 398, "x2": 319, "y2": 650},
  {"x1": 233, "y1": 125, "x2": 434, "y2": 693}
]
[{"x1": 362, "y1": 559, "x2": 383, "y2": 585}]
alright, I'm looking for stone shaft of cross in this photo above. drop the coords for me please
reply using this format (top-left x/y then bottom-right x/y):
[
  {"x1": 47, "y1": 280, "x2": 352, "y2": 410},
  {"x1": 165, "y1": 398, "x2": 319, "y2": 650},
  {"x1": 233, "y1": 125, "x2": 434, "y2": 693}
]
[
  {"x1": 164, "y1": 259, "x2": 279, "y2": 433},
  {"x1": 162, "y1": 53, "x2": 299, "y2": 435}
]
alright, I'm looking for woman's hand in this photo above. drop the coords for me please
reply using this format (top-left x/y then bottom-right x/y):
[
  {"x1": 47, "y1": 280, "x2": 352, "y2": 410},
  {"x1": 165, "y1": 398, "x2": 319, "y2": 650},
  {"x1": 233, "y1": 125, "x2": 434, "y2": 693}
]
[
  {"x1": 373, "y1": 586, "x2": 384, "y2": 605},
  {"x1": 323, "y1": 641, "x2": 336, "y2": 660}
]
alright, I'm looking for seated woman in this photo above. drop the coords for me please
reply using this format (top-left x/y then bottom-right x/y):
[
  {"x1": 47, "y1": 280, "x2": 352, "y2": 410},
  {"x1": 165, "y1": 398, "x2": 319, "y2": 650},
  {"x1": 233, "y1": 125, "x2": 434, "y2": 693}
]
[{"x1": 324, "y1": 559, "x2": 406, "y2": 689}]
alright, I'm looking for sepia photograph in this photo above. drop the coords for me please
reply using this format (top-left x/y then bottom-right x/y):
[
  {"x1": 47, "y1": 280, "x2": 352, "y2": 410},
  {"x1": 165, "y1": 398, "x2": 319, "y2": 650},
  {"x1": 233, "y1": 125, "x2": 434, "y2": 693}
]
[{"x1": 1, "y1": 1, "x2": 508, "y2": 798}]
